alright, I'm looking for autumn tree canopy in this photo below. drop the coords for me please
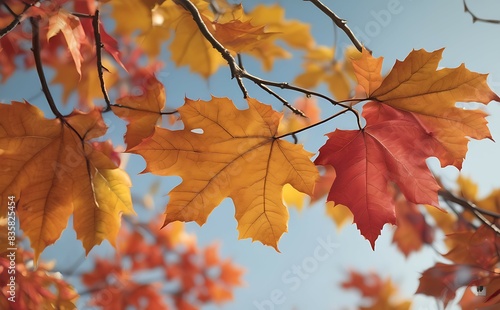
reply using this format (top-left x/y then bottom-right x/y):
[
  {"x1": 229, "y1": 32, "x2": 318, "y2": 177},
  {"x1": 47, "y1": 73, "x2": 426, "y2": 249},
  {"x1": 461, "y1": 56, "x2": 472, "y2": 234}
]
[{"x1": 1, "y1": 0, "x2": 500, "y2": 309}]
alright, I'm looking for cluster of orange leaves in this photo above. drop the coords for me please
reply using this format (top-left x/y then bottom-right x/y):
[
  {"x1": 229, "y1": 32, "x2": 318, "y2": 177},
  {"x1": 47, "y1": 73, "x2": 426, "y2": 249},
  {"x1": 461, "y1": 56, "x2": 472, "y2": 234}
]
[
  {"x1": 81, "y1": 220, "x2": 243, "y2": 309},
  {"x1": 2, "y1": 0, "x2": 500, "y2": 308},
  {"x1": 0, "y1": 243, "x2": 78, "y2": 309}
]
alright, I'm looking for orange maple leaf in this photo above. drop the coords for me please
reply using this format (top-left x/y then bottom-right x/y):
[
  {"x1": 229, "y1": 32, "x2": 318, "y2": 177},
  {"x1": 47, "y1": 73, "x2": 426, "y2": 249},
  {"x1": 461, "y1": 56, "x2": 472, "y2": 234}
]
[
  {"x1": 0, "y1": 102, "x2": 134, "y2": 261},
  {"x1": 112, "y1": 75, "x2": 167, "y2": 149},
  {"x1": 131, "y1": 97, "x2": 319, "y2": 250}
]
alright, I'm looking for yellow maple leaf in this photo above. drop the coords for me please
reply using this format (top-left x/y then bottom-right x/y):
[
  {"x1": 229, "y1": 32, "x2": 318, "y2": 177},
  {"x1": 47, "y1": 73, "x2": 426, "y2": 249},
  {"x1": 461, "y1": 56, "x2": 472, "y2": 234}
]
[
  {"x1": 294, "y1": 46, "x2": 360, "y2": 100},
  {"x1": 0, "y1": 102, "x2": 134, "y2": 261},
  {"x1": 112, "y1": 76, "x2": 166, "y2": 149},
  {"x1": 246, "y1": 4, "x2": 314, "y2": 50},
  {"x1": 169, "y1": 11, "x2": 225, "y2": 78},
  {"x1": 131, "y1": 97, "x2": 319, "y2": 249},
  {"x1": 109, "y1": 0, "x2": 178, "y2": 58}
]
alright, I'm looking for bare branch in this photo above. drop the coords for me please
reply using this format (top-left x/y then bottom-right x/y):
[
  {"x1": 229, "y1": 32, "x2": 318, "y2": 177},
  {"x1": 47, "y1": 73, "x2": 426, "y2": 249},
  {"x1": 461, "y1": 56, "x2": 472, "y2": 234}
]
[
  {"x1": 0, "y1": 2, "x2": 32, "y2": 39},
  {"x1": 304, "y1": 0, "x2": 363, "y2": 52},
  {"x1": 438, "y1": 189, "x2": 500, "y2": 235},
  {"x1": 30, "y1": 17, "x2": 64, "y2": 120},
  {"x1": 92, "y1": 10, "x2": 112, "y2": 112},
  {"x1": 175, "y1": 0, "x2": 362, "y2": 123},
  {"x1": 463, "y1": 0, "x2": 500, "y2": 24},
  {"x1": 110, "y1": 104, "x2": 178, "y2": 115},
  {"x1": 276, "y1": 107, "x2": 351, "y2": 139},
  {"x1": 31, "y1": 17, "x2": 84, "y2": 143}
]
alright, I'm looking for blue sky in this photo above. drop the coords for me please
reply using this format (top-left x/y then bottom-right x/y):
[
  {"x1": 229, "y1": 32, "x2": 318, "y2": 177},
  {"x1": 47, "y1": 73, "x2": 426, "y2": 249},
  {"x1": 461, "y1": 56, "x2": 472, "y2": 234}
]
[{"x1": 3, "y1": 0, "x2": 500, "y2": 309}]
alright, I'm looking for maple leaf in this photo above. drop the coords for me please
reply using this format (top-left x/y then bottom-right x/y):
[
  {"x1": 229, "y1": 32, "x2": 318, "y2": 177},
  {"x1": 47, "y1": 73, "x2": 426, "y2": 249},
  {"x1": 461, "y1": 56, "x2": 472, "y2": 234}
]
[
  {"x1": 211, "y1": 20, "x2": 277, "y2": 54},
  {"x1": 112, "y1": 75, "x2": 167, "y2": 149},
  {"x1": 47, "y1": 8, "x2": 85, "y2": 75},
  {"x1": 352, "y1": 48, "x2": 383, "y2": 95},
  {"x1": 294, "y1": 46, "x2": 361, "y2": 100},
  {"x1": 131, "y1": 97, "x2": 319, "y2": 249},
  {"x1": 0, "y1": 102, "x2": 134, "y2": 261},
  {"x1": 361, "y1": 48, "x2": 497, "y2": 169},
  {"x1": 316, "y1": 48, "x2": 498, "y2": 247},
  {"x1": 316, "y1": 102, "x2": 443, "y2": 247},
  {"x1": 169, "y1": 9, "x2": 225, "y2": 77},
  {"x1": 246, "y1": 4, "x2": 314, "y2": 50}
]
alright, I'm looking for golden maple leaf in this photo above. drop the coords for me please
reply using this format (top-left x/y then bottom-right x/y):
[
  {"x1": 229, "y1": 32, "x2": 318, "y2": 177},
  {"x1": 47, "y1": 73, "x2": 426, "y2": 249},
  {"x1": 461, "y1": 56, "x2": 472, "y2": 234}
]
[
  {"x1": 131, "y1": 97, "x2": 319, "y2": 249},
  {"x1": 0, "y1": 102, "x2": 134, "y2": 261},
  {"x1": 294, "y1": 46, "x2": 361, "y2": 100}
]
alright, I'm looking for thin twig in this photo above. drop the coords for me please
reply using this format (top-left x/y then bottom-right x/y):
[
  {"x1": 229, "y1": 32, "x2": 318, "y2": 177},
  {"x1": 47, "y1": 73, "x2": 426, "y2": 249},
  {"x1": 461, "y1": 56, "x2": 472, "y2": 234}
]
[
  {"x1": 175, "y1": 0, "x2": 244, "y2": 82},
  {"x1": 276, "y1": 107, "x2": 351, "y2": 139},
  {"x1": 31, "y1": 17, "x2": 84, "y2": 141},
  {"x1": 31, "y1": 17, "x2": 64, "y2": 120},
  {"x1": 0, "y1": 2, "x2": 32, "y2": 39},
  {"x1": 177, "y1": 0, "x2": 362, "y2": 124},
  {"x1": 71, "y1": 12, "x2": 94, "y2": 19},
  {"x1": 304, "y1": 0, "x2": 363, "y2": 51},
  {"x1": 92, "y1": 10, "x2": 112, "y2": 112},
  {"x1": 110, "y1": 104, "x2": 178, "y2": 115},
  {"x1": 463, "y1": 0, "x2": 500, "y2": 24},
  {"x1": 241, "y1": 71, "x2": 362, "y2": 128},
  {"x1": 439, "y1": 189, "x2": 500, "y2": 234},
  {"x1": 2, "y1": 2, "x2": 18, "y2": 16}
]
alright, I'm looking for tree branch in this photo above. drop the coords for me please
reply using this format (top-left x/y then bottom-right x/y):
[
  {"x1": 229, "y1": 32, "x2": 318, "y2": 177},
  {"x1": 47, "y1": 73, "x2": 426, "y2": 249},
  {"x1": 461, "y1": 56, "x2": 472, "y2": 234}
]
[
  {"x1": 110, "y1": 104, "x2": 177, "y2": 115},
  {"x1": 175, "y1": 0, "x2": 362, "y2": 124},
  {"x1": 276, "y1": 107, "x2": 351, "y2": 139},
  {"x1": 463, "y1": 0, "x2": 500, "y2": 24},
  {"x1": 438, "y1": 189, "x2": 500, "y2": 235},
  {"x1": 31, "y1": 16, "x2": 84, "y2": 143},
  {"x1": 304, "y1": 0, "x2": 363, "y2": 52},
  {"x1": 0, "y1": 2, "x2": 32, "y2": 39},
  {"x1": 92, "y1": 10, "x2": 112, "y2": 112},
  {"x1": 31, "y1": 17, "x2": 64, "y2": 120}
]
